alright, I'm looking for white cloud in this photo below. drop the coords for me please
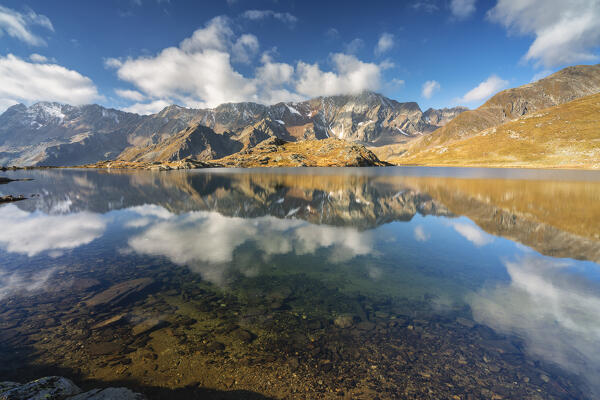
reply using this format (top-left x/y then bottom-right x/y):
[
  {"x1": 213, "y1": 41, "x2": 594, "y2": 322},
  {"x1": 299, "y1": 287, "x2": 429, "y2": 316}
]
[
  {"x1": 109, "y1": 17, "x2": 387, "y2": 109},
  {"x1": 241, "y1": 10, "x2": 298, "y2": 24},
  {"x1": 530, "y1": 69, "x2": 553, "y2": 83},
  {"x1": 325, "y1": 27, "x2": 340, "y2": 40},
  {"x1": 0, "y1": 54, "x2": 102, "y2": 112},
  {"x1": 0, "y1": 98, "x2": 18, "y2": 110},
  {"x1": 469, "y1": 256, "x2": 600, "y2": 396},
  {"x1": 0, "y1": 205, "x2": 106, "y2": 256},
  {"x1": 231, "y1": 33, "x2": 259, "y2": 63},
  {"x1": 488, "y1": 0, "x2": 600, "y2": 67},
  {"x1": 344, "y1": 38, "x2": 364, "y2": 54},
  {"x1": 450, "y1": 0, "x2": 476, "y2": 19},
  {"x1": 414, "y1": 225, "x2": 430, "y2": 242},
  {"x1": 458, "y1": 74, "x2": 508, "y2": 104},
  {"x1": 421, "y1": 80, "x2": 440, "y2": 98},
  {"x1": 115, "y1": 88, "x2": 146, "y2": 101},
  {"x1": 179, "y1": 16, "x2": 232, "y2": 53},
  {"x1": 29, "y1": 53, "x2": 48, "y2": 63},
  {"x1": 375, "y1": 33, "x2": 394, "y2": 55},
  {"x1": 123, "y1": 99, "x2": 170, "y2": 115},
  {"x1": 412, "y1": 1, "x2": 440, "y2": 13},
  {"x1": 451, "y1": 221, "x2": 493, "y2": 246},
  {"x1": 295, "y1": 53, "x2": 383, "y2": 97},
  {"x1": 0, "y1": 5, "x2": 54, "y2": 46}
]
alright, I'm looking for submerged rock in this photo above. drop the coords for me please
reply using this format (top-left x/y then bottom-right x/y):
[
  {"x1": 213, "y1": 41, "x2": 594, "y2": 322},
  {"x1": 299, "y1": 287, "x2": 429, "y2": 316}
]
[
  {"x1": 131, "y1": 318, "x2": 168, "y2": 336},
  {"x1": 334, "y1": 315, "x2": 354, "y2": 328},
  {"x1": 85, "y1": 278, "x2": 153, "y2": 308},
  {"x1": 0, "y1": 383, "x2": 20, "y2": 394},
  {"x1": 0, "y1": 376, "x2": 81, "y2": 400},
  {"x1": 0, "y1": 377, "x2": 146, "y2": 400},
  {"x1": 68, "y1": 388, "x2": 146, "y2": 400},
  {"x1": 0, "y1": 195, "x2": 26, "y2": 203}
]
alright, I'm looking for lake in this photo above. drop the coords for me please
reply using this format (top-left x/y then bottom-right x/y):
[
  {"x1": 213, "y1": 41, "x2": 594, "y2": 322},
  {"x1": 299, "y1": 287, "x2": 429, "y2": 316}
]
[{"x1": 1, "y1": 167, "x2": 599, "y2": 399}]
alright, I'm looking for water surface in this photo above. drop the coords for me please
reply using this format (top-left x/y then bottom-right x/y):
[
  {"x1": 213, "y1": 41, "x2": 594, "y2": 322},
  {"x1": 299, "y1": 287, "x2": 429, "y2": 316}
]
[{"x1": 0, "y1": 167, "x2": 599, "y2": 399}]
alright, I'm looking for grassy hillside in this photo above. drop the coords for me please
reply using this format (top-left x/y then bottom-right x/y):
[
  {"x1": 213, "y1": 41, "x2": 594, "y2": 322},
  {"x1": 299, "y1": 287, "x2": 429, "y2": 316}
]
[
  {"x1": 410, "y1": 64, "x2": 600, "y2": 152},
  {"x1": 376, "y1": 92, "x2": 600, "y2": 169}
]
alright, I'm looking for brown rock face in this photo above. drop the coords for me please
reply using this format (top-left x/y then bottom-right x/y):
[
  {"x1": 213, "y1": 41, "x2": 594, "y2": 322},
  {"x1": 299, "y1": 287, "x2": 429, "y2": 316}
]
[{"x1": 215, "y1": 137, "x2": 391, "y2": 167}]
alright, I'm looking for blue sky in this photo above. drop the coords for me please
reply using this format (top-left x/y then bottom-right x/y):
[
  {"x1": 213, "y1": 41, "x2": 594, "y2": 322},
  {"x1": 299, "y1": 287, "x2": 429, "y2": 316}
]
[{"x1": 0, "y1": 0, "x2": 598, "y2": 114}]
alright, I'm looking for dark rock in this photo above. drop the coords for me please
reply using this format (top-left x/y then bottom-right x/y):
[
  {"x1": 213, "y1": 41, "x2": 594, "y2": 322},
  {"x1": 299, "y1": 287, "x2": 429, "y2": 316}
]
[
  {"x1": 0, "y1": 376, "x2": 81, "y2": 400},
  {"x1": 67, "y1": 387, "x2": 146, "y2": 399},
  {"x1": 85, "y1": 278, "x2": 153, "y2": 308},
  {"x1": 231, "y1": 328, "x2": 255, "y2": 344},
  {"x1": 131, "y1": 318, "x2": 168, "y2": 336},
  {"x1": 87, "y1": 342, "x2": 124, "y2": 356}
]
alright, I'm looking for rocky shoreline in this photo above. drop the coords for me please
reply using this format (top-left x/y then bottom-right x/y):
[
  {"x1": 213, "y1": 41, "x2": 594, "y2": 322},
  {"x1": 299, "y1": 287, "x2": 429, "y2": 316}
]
[
  {"x1": 0, "y1": 177, "x2": 33, "y2": 203},
  {"x1": 0, "y1": 376, "x2": 145, "y2": 400}
]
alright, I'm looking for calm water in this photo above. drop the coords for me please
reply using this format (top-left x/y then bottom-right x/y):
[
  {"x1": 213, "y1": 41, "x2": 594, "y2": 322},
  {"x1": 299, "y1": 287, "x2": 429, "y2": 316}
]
[{"x1": 1, "y1": 167, "x2": 599, "y2": 399}]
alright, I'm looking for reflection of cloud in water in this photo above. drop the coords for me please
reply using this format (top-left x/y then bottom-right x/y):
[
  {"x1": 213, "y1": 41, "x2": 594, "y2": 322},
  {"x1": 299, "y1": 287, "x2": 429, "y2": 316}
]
[
  {"x1": 0, "y1": 266, "x2": 60, "y2": 301},
  {"x1": 413, "y1": 225, "x2": 429, "y2": 242},
  {"x1": 0, "y1": 205, "x2": 106, "y2": 256},
  {"x1": 452, "y1": 222, "x2": 493, "y2": 247},
  {"x1": 469, "y1": 256, "x2": 600, "y2": 394},
  {"x1": 127, "y1": 206, "x2": 373, "y2": 285}
]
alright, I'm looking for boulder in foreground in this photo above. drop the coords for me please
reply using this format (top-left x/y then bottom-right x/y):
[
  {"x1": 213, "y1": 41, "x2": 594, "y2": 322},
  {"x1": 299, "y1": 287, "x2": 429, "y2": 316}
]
[{"x1": 0, "y1": 376, "x2": 146, "y2": 400}]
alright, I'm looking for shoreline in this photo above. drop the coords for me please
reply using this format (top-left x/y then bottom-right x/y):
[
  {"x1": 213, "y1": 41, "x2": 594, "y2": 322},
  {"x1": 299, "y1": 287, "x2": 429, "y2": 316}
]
[{"x1": 2, "y1": 162, "x2": 600, "y2": 172}]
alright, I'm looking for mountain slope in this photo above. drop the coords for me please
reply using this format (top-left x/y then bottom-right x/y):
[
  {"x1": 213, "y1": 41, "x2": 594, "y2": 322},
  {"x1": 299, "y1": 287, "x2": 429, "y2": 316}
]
[
  {"x1": 402, "y1": 64, "x2": 600, "y2": 156},
  {"x1": 384, "y1": 93, "x2": 600, "y2": 168},
  {"x1": 118, "y1": 124, "x2": 242, "y2": 162},
  {"x1": 0, "y1": 92, "x2": 463, "y2": 167},
  {"x1": 371, "y1": 63, "x2": 600, "y2": 165}
]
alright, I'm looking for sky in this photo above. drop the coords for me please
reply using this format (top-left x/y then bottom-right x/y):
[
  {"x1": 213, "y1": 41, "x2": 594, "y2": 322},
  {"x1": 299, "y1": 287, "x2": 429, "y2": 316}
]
[{"x1": 0, "y1": 0, "x2": 599, "y2": 114}]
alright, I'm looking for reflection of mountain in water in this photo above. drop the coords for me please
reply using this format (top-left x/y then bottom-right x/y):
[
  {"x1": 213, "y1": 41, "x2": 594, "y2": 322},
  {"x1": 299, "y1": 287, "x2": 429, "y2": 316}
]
[
  {"x1": 402, "y1": 177, "x2": 600, "y2": 263},
  {"x1": 11, "y1": 169, "x2": 600, "y2": 262}
]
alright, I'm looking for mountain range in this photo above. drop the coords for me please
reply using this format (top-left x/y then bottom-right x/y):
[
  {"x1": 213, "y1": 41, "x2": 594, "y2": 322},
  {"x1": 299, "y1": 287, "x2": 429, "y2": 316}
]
[
  {"x1": 1, "y1": 63, "x2": 599, "y2": 169},
  {"x1": 0, "y1": 92, "x2": 465, "y2": 167}
]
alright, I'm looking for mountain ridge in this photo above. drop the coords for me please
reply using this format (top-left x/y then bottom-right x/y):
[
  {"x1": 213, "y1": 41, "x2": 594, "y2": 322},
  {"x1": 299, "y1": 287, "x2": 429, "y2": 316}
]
[
  {"x1": 0, "y1": 91, "x2": 464, "y2": 167},
  {"x1": 403, "y1": 63, "x2": 600, "y2": 154}
]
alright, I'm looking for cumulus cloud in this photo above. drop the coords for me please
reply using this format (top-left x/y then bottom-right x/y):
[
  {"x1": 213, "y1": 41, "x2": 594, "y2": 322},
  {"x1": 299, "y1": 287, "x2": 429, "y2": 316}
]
[
  {"x1": 241, "y1": 10, "x2": 298, "y2": 25},
  {"x1": 458, "y1": 74, "x2": 508, "y2": 104},
  {"x1": 29, "y1": 53, "x2": 49, "y2": 63},
  {"x1": 108, "y1": 17, "x2": 387, "y2": 109},
  {"x1": 421, "y1": 80, "x2": 440, "y2": 99},
  {"x1": 0, "y1": 54, "x2": 102, "y2": 112},
  {"x1": 123, "y1": 99, "x2": 170, "y2": 115},
  {"x1": 375, "y1": 33, "x2": 394, "y2": 55},
  {"x1": 469, "y1": 256, "x2": 600, "y2": 395},
  {"x1": 344, "y1": 38, "x2": 364, "y2": 54},
  {"x1": 451, "y1": 221, "x2": 494, "y2": 246},
  {"x1": 115, "y1": 88, "x2": 146, "y2": 101},
  {"x1": 295, "y1": 53, "x2": 383, "y2": 97},
  {"x1": 231, "y1": 33, "x2": 259, "y2": 63},
  {"x1": 450, "y1": 0, "x2": 476, "y2": 19},
  {"x1": 0, "y1": 5, "x2": 54, "y2": 46},
  {"x1": 0, "y1": 205, "x2": 106, "y2": 256},
  {"x1": 487, "y1": 0, "x2": 600, "y2": 67}
]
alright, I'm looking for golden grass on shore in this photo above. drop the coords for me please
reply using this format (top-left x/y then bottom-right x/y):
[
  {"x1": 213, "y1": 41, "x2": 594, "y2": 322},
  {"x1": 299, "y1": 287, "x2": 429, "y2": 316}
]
[{"x1": 373, "y1": 93, "x2": 600, "y2": 169}]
